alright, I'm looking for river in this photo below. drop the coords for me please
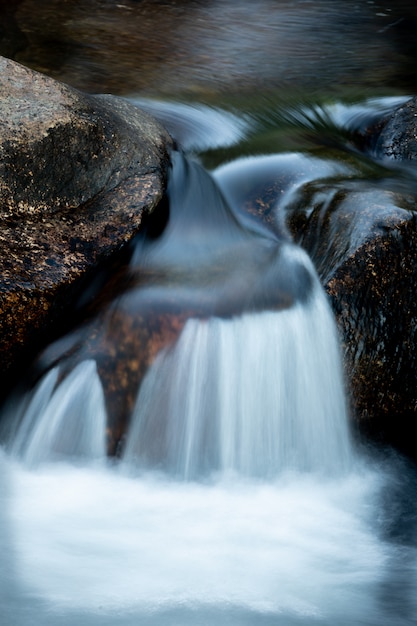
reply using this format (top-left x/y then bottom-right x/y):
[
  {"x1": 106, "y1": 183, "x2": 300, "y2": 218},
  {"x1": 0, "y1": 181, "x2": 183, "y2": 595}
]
[{"x1": 1, "y1": 2, "x2": 417, "y2": 625}]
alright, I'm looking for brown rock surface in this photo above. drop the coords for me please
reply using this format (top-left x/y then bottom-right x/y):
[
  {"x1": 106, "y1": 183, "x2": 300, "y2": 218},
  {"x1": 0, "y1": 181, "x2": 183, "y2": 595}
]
[{"x1": 0, "y1": 56, "x2": 173, "y2": 387}]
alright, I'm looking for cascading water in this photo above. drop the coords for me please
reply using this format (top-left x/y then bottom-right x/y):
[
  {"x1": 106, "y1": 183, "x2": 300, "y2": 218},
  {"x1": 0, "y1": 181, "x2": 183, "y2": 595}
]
[
  {"x1": 3, "y1": 361, "x2": 107, "y2": 467},
  {"x1": 2, "y1": 146, "x2": 352, "y2": 479},
  {"x1": 0, "y1": 101, "x2": 417, "y2": 626},
  {"x1": 122, "y1": 281, "x2": 352, "y2": 479}
]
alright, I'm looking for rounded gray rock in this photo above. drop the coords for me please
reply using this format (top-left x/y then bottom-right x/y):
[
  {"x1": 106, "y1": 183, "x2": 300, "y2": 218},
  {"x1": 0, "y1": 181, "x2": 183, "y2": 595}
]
[{"x1": 0, "y1": 56, "x2": 173, "y2": 385}]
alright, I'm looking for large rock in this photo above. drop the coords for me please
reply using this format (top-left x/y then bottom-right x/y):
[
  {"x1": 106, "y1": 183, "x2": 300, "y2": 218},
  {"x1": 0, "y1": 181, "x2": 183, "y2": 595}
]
[
  {"x1": 0, "y1": 56, "x2": 173, "y2": 388},
  {"x1": 214, "y1": 142, "x2": 417, "y2": 459}
]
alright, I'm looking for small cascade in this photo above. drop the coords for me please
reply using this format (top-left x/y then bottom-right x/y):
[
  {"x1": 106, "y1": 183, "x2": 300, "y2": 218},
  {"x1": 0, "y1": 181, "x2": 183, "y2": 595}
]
[
  {"x1": 1, "y1": 149, "x2": 354, "y2": 478},
  {"x1": 1, "y1": 97, "x2": 416, "y2": 624},
  {"x1": 4, "y1": 360, "x2": 107, "y2": 466},
  {"x1": 122, "y1": 258, "x2": 352, "y2": 479},
  {"x1": 3, "y1": 253, "x2": 353, "y2": 479}
]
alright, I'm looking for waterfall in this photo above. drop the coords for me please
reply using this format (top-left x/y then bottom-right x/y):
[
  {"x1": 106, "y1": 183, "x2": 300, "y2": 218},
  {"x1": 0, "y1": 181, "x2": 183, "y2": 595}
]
[
  {"x1": 1, "y1": 146, "x2": 354, "y2": 478},
  {"x1": 123, "y1": 280, "x2": 352, "y2": 478},
  {"x1": 0, "y1": 148, "x2": 415, "y2": 626},
  {"x1": 3, "y1": 360, "x2": 107, "y2": 466},
  {"x1": 2, "y1": 254, "x2": 353, "y2": 478}
]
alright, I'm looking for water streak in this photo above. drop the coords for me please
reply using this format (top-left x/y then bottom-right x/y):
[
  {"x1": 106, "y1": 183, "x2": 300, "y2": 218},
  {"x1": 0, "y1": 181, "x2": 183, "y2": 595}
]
[
  {"x1": 4, "y1": 360, "x2": 107, "y2": 467},
  {"x1": 123, "y1": 276, "x2": 352, "y2": 479}
]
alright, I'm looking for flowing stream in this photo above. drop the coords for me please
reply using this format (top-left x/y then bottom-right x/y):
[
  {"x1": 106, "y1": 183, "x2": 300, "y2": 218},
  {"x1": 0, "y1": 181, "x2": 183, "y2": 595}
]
[{"x1": 1, "y1": 77, "x2": 417, "y2": 626}]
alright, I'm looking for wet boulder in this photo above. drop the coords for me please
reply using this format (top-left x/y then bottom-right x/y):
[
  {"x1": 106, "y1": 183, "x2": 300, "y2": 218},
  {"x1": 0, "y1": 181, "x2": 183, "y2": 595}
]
[
  {"x1": 372, "y1": 96, "x2": 417, "y2": 161},
  {"x1": 214, "y1": 149, "x2": 417, "y2": 459},
  {"x1": 291, "y1": 185, "x2": 417, "y2": 457},
  {"x1": 0, "y1": 55, "x2": 173, "y2": 387}
]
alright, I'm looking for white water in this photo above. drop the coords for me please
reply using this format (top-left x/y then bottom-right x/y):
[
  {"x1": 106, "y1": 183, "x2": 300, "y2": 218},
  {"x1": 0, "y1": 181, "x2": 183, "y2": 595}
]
[
  {"x1": 123, "y1": 288, "x2": 352, "y2": 478},
  {"x1": 2, "y1": 360, "x2": 106, "y2": 467},
  {"x1": 130, "y1": 98, "x2": 252, "y2": 151},
  {"x1": 3, "y1": 460, "x2": 397, "y2": 625},
  {"x1": 1, "y1": 257, "x2": 416, "y2": 624}
]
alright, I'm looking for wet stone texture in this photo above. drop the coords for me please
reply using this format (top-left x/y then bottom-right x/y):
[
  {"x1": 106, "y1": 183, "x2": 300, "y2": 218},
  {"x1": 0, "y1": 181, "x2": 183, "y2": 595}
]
[
  {"x1": 0, "y1": 56, "x2": 173, "y2": 389},
  {"x1": 215, "y1": 104, "x2": 417, "y2": 460},
  {"x1": 38, "y1": 293, "x2": 196, "y2": 456},
  {"x1": 294, "y1": 187, "x2": 417, "y2": 457},
  {"x1": 373, "y1": 96, "x2": 417, "y2": 161}
]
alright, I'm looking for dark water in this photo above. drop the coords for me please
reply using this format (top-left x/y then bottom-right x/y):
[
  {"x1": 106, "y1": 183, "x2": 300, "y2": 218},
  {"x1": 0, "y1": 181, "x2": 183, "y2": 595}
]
[
  {"x1": 1, "y1": 3, "x2": 417, "y2": 625},
  {"x1": 3, "y1": 0, "x2": 417, "y2": 99}
]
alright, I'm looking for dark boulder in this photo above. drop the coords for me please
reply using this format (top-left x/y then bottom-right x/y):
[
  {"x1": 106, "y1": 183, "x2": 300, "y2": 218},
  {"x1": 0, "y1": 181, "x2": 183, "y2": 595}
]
[
  {"x1": 0, "y1": 55, "x2": 173, "y2": 387},
  {"x1": 373, "y1": 96, "x2": 417, "y2": 161},
  {"x1": 294, "y1": 185, "x2": 417, "y2": 456},
  {"x1": 214, "y1": 145, "x2": 417, "y2": 459}
]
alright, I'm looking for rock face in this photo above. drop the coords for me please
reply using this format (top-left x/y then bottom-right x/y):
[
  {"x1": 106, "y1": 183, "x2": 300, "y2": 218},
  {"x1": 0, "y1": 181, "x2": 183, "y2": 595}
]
[
  {"x1": 335, "y1": 97, "x2": 417, "y2": 454},
  {"x1": 0, "y1": 56, "x2": 173, "y2": 388}
]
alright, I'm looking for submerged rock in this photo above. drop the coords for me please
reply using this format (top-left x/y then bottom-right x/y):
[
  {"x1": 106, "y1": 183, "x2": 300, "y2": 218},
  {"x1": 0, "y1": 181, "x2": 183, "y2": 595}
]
[{"x1": 0, "y1": 56, "x2": 173, "y2": 387}]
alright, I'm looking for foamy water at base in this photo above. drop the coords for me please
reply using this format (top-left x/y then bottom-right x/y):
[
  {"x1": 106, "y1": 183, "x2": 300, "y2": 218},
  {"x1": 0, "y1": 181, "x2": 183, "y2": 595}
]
[{"x1": 2, "y1": 456, "x2": 416, "y2": 626}]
